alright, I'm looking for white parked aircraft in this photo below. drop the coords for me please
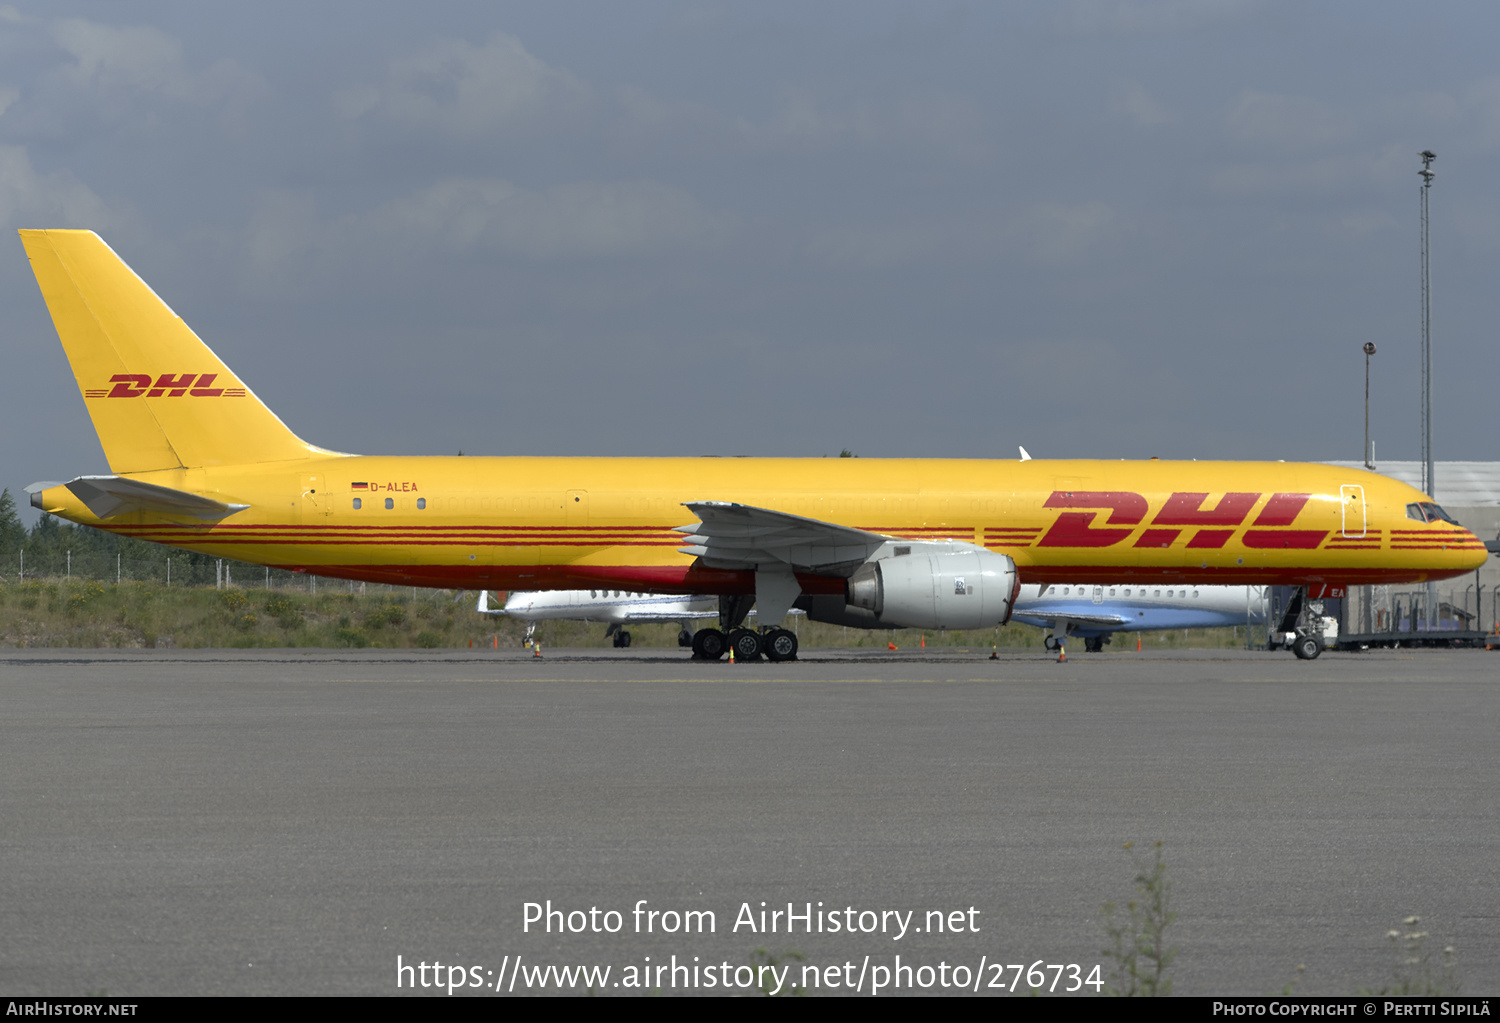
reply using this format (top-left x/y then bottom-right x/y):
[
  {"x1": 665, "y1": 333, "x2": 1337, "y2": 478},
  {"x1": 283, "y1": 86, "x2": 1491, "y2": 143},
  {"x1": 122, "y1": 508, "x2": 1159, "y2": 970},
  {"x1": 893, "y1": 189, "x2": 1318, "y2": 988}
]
[
  {"x1": 480, "y1": 584, "x2": 1262, "y2": 656},
  {"x1": 477, "y1": 589, "x2": 722, "y2": 650},
  {"x1": 1011, "y1": 583, "x2": 1269, "y2": 651}
]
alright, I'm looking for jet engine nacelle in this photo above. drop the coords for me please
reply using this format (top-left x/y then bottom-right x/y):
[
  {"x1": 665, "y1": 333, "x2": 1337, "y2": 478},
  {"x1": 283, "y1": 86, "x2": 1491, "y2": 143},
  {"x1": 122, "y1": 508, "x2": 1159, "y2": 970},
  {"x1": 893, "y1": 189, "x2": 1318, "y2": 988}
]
[{"x1": 845, "y1": 548, "x2": 1019, "y2": 630}]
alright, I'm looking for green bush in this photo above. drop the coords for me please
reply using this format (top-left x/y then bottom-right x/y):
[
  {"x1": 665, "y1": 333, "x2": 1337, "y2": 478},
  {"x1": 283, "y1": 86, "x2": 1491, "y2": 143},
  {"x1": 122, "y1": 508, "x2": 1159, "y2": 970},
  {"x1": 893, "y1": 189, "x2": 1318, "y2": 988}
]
[
  {"x1": 334, "y1": 627, "x2": 369, "y2": 648},
  {"x1": 365, "y1": 604, "x2": 407, "y2": 628}
]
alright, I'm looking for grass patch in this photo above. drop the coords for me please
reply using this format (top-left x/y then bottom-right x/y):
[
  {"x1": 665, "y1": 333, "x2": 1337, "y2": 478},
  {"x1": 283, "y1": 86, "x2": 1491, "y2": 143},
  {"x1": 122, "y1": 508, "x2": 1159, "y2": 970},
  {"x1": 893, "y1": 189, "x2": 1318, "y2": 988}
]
[{"x1": 0, "y1": 578, "x2": 1250, "y2": 650}]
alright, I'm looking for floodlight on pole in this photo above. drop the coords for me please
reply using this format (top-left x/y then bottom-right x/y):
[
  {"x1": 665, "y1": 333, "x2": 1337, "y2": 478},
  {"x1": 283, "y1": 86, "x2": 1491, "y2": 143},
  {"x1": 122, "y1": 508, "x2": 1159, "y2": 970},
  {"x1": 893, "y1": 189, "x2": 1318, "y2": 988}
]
[
  {"x1": 1363, "y1": 341, "x2": 1377, "y2": 470},
  {"x1": 1419, "y1": 149, "x2": 1436, "y2": 627},
  {"x1": 1419, "y1": 150, "x2": 1435, "y2": 498}
]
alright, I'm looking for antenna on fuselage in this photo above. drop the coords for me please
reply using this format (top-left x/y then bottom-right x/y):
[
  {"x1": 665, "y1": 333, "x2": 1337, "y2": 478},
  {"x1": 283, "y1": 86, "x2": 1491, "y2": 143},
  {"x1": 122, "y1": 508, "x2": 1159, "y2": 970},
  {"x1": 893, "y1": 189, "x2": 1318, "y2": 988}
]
[{"x1": 1018, "y1": 446, "x2": 1032, "y2": 461}]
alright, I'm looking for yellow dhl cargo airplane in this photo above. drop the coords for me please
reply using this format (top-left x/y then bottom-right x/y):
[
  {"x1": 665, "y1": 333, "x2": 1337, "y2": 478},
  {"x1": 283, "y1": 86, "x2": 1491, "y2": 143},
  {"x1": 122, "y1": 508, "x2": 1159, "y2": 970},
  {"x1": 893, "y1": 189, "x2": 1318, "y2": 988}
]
[{"x1": 19, "y1": 229, "x2": 1487, "y2": 660}]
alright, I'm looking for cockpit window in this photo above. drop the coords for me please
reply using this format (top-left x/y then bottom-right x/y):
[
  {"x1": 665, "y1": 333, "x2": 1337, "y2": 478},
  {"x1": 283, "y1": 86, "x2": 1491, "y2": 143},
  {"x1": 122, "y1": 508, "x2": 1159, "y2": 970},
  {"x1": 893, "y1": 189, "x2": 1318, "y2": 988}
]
[{"x1": 1408, "y1": 502, "x2": 1461, "y2": 525}]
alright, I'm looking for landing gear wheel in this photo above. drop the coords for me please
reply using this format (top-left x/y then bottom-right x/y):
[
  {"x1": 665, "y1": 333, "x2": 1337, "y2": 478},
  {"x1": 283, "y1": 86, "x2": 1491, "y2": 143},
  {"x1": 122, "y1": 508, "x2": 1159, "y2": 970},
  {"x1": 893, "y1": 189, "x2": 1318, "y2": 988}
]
[
  {"x1": 1043, "y1": 635, "x2": 1059, "y2": 650},
  {"x1": 692, "y1": 628, "x2": 726, "y2": 660},
  {"x1": 1292, "y1": 635, "x2": 1322, "y2": 660},
  {"x1": 618, "y1": 630, "x2": 631, "y2": 648},
  {"x1": 678, "y1": 629, "x2": 694, "y2": 648},
  {"x1": 1084, "y1": 636, "x2": 1104, "y2": 653},
  {"x1": 728, "y1": 628, "x2": 763, "y2": 661},
  {"x1": 763, "y1": 628, "x2": 799, "y2": 662}
]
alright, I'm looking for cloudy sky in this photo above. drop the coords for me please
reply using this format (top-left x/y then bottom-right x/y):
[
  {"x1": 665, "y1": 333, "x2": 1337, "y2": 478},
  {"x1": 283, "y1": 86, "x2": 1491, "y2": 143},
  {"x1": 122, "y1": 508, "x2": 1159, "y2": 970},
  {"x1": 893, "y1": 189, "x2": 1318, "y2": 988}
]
[{"x1": 3, "y1": 1, "x2": 1498, "y2": 519}]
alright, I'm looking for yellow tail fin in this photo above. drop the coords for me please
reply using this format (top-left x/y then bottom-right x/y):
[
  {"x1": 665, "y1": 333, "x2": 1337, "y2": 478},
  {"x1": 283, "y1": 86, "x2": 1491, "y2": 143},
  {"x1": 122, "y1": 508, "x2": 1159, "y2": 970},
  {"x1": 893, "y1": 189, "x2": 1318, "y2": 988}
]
[{"x1": 20, "y1": 229, "x2": 324, "y2": 472}]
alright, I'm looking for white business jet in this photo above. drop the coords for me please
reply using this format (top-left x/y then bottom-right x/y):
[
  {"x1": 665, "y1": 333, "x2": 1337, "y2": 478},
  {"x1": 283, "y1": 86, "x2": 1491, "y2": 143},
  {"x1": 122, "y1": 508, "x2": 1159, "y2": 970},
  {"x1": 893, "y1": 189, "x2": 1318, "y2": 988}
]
[
  {"x1": 477, "y1": 589, "x2": 722, "y2": 648},
  {"x1": 1011, "y1": 583, "x2": 1268, "y2": 651}
]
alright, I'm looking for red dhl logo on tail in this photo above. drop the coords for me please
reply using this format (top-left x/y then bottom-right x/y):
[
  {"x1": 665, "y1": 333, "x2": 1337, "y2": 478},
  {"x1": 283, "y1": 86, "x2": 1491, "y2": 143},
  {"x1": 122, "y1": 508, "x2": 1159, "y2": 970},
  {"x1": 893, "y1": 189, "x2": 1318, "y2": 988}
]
[
  {"x1": 1037, "y1": 491, "x2": 1327, "y2": 549},
  {"x1": 84, "y1": 374, "x2": 247, "y2": 398}
]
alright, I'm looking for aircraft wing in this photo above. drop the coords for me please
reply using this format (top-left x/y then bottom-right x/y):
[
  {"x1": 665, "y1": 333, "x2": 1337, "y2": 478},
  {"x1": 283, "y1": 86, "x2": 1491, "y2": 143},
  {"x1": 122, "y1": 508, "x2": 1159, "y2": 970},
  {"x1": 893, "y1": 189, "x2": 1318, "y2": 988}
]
[
  {"x1": 675, "y1": 501, "x2": 887, "y2": 576},
  {"x1": 1010, "y1": 610, "x2": 1133, "y2": 628},
  {"x1": 617, "y1": 607, "x2": 721, "y2": 622},
  {"x1": 30, "y1": 475, "x2": 249, "y2": 521}
]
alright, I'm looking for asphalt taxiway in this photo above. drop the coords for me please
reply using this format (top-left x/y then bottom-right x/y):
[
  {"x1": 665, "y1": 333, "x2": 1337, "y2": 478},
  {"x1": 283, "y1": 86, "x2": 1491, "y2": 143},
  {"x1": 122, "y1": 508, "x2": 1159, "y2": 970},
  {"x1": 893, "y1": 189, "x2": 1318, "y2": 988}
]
[{"x1": 2, "y1": 647, "x2": 1496, "y2": 996}]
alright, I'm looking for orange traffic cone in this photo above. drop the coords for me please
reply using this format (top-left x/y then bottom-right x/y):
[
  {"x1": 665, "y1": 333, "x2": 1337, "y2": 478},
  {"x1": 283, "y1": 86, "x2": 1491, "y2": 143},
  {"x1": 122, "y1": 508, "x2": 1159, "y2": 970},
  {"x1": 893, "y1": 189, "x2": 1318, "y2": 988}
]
[
  {"x1": 1057, "y1": 643, "x2": 1066, "y2": 663},
  {"x1": 920, "y1": 635, "x2": 926, "y2": 648},
  {"x1": 729, "y1": 644, "x2": 735, "y2": 664},
  {"x1": 532, "y1": 642, "x2": 542, "y2": 658},
  {"x1": 1137, "y1": 635, "x2": 1142, "y2": 651},
  {"x1": 887, "y1": 640, "x2": 898, "y2": 651},
  {"x1": 493, "y1": 635, "x2": 498, "y2": 649},
  {"x1": 989, "y1": 645, "x2": 998, "y2": 660}
]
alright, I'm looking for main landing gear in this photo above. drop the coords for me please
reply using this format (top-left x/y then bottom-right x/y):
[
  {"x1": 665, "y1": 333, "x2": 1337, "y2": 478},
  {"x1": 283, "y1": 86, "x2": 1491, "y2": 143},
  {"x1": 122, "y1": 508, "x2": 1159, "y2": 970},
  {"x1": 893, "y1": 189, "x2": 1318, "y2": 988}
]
[
  {"x1": 1045, "y1": 632, "x2": 1111, "y2": 653},
  {"x1": 1276, "y1": 585, "x2": 1326, "y2": 660},
  {"x1": 690, "y1": 594, "x2": 799, "y2": 662},
  {"x1": 690, "y1": 626, "x2": 799, "y2": 662}
]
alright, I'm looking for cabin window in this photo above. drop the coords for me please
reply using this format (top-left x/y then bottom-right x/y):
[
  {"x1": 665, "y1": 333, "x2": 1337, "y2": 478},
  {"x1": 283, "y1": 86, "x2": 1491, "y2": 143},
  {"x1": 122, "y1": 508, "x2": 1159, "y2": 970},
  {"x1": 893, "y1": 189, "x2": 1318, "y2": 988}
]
[
  {"x1": 1123, "y1": 588, "x2": 1131, "y2": 596},
  {"x1": 590, "y1": 590, "x2": 597, "y2": 598},
  {"x1": 1154, "y1": 589, "x2": 1161, "y2": 597},
  {"x1": 352, "y1": 498, "x2": 361, "y2": 510},
  {"x1": 1193, "y1": 590, "x2": 1200, "y2": 598},
  {"x1": 1109, "y1": 588, "x2": 1116, "y2": 596},
  {"x1": 385, "y1": 497, "x2": 394, "y2": 509},
  {"x1": 417, "y1": 498, "x2": 426, "y2": 510}
]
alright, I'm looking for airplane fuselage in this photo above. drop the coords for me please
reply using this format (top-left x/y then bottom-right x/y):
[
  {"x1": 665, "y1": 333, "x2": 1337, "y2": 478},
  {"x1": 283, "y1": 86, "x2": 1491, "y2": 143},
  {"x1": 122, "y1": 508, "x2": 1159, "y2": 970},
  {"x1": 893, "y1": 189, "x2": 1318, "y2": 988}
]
[
  {"x1": 500, "y1": 588, "x2": 718, "y2": 624},
  {"x1": 35, "y1": 454, "x2": 1487, "y2": 592},
  {"x1": 1011, "y1": 583, "x2": 1266, "y2": 636}
]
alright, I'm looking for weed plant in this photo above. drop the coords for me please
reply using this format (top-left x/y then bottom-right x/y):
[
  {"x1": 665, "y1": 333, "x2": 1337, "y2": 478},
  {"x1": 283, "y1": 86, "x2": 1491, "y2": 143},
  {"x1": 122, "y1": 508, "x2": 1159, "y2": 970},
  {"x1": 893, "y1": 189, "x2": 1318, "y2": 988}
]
[
  {"x1": 1100, "y1": 841, "x2": 1177, "y2": 996},
  {"x1": 1358, "y1": 917, "x2": 1459, "y2": 996}
]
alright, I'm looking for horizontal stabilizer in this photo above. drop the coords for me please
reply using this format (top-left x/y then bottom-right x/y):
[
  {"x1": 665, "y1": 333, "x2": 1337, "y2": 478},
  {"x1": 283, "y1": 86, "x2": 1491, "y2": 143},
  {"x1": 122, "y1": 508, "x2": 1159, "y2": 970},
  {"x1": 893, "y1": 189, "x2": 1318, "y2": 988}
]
[
  {"x1": 675, "y1": 501, "x2": 888, "y2": 574},
  {"x1": 39, "y1": 475, "x2": 249, "y2": 520}
]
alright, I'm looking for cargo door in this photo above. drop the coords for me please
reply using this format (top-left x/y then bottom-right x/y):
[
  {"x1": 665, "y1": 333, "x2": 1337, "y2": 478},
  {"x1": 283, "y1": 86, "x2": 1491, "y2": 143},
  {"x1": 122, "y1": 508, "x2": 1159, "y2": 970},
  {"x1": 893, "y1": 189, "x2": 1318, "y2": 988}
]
[
  {"x1": 1340, "y1": 485, "x2": 1366, "y2": 538},
  {"x1": 300, "y1": 474, "x2": 329, "y2": 520},
  {"x1": 566, "y1": 489, "x2": 589, "y2": 527}
]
